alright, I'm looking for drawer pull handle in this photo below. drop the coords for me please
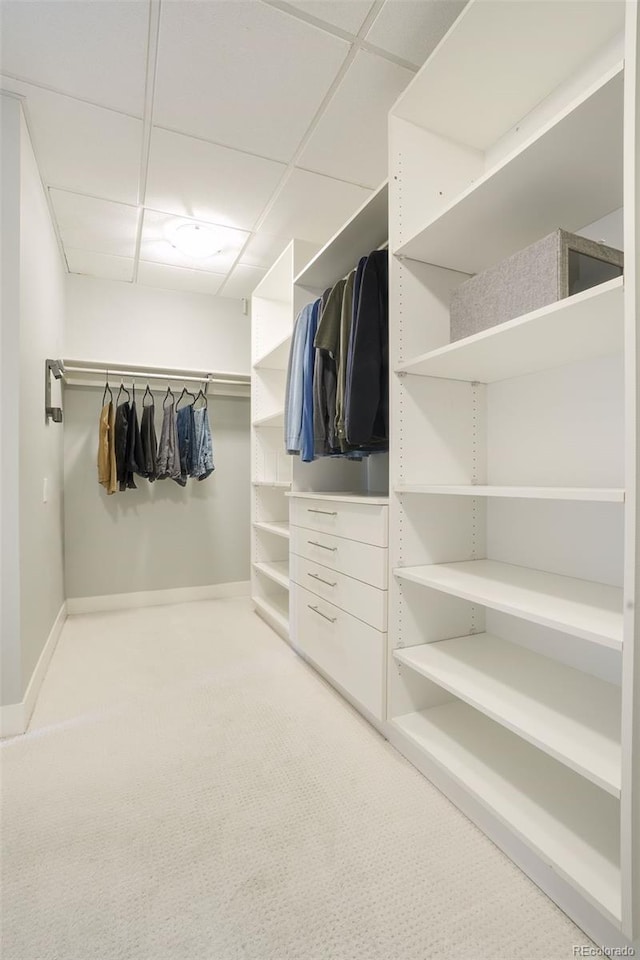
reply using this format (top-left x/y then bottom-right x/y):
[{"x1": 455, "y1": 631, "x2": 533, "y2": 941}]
[
  {"x1": 308, "y1": 604, "x2": 337, "y2": 623},
  {"x1": 307, "y1": 508, "x2": 338, "y2": 516},
  {"x1": 307, "y1": 540, "x2": 337, "y2": 552},
  {"x1": 308, "y1": 573, "x2": 337, "y2": 587}
]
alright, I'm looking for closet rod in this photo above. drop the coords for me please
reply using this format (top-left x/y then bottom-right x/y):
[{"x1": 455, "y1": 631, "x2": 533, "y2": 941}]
[{"x1": 61, "y1": 360, "x2": 250, "y2": 388}]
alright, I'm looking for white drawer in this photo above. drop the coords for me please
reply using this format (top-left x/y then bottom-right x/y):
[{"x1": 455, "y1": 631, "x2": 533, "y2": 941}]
[
  {"x1": 290, "y1": 553, "x2": 387, "y2": 631},
  {"x1": 290, "y1": 525, "x2": 388, "y2": 589},
  {"x1": 289, "y1": 497, "x2": 388, "y2": 546},
  {"x1": 291, "y1": 583, "x2": 386, "y2": 721}
]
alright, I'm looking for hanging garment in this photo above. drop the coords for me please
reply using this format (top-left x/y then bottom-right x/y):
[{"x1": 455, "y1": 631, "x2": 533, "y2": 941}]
[
  {"x1": 313, "y1": 278, "x2": 346, "y2": 454},
  {"x1": 115, "y1": 401, "x2": 131, "y2": 492},
  {"x1": 335, "y1": 269, "x2": 356, "y2": 450},
  {"x1": 284, "y1": 301, "x2": 316, "y2": 454},
  {"x1": 157, "y1": 399, "x2": 181, "y2": 481},
  {"x1": 175, "y1": 403, "x2": 195, "y2": 487},
  {"x1": 345, "y1": 249, "x2": 389, "y2": 448},
  {"x1": 140, "y1": 403, "x2": 158, "y2": 482},
  {"x1": 97, "y1": 401, "x2": 117, "y2": 495},
  {"x1": 313, "y1": 287, "x2": 334, "y2": 457},
  {"x1": 124, "y1": 397, "x2": 145, "y2": 487},
  {"x1": 300, "y1": 298, "x2": 321, "y2": 463},
  {"x1": 191, "y1": 405, "x2": 215, "y2": 480},
  {"x1": 343, "y1": 255, "x2": 368, "y2": 430}
]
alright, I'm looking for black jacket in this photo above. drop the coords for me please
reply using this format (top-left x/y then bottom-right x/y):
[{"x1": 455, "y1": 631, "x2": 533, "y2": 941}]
[{"x1": 345, "y1": 250, "x2": 388, "y2": 447}]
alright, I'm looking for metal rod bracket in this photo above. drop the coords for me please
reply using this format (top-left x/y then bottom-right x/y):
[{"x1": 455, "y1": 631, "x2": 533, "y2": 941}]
[{"x1": 45, "y1": 359, "x2": 63, "y2": 423}]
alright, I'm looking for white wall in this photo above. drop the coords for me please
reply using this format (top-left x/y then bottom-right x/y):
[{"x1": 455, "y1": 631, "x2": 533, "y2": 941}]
[
  {"x1": 65, "y1": 276, "x2": 249, "y2": 374},
  {"x1": 0, "y1": 95, "x2": 22, "y2": 707},
  {"x1": 64, "y1": 387, "x2": 250, "y2": 598},
  {"x1": 62, "y1": 277, "x2": 251, "y2": 600},
  {"x1": 0, "y1": 99, "x2": 67, "y2": 709}
]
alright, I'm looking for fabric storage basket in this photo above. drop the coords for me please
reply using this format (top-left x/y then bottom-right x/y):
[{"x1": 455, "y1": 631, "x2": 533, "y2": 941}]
[{"x1": 450, "y1": 228, "x2": 623, "y2": 343}]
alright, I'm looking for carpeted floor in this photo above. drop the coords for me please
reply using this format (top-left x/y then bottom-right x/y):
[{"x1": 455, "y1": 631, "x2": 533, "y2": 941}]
[{"x1": 1, "y1": 598, "x2": 592, "y2": 960}]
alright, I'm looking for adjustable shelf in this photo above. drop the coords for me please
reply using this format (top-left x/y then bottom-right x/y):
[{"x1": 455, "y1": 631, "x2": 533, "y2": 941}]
[
  {"x1": 294, "y1": 181, "x2": 388, "y2": 291},
  {"x1": 396, "y1": 277, "x2": 624, "y2": 383},
  {"x1": 253, "y1": 560, "x2": 290, "y2": 591},
  {"x1": 394, "y1": 67, "x2": 623, "y2": 273},
  {"x1": 396, "y1": 278, "x2": 624, "y2": 384},
  {"x1": 394, "y1": 484, "x2": 625, "y2": 503},
  {"x1": 253, "y1": 333, "x2": 292, "y2": 371},
  {"x1": 392, "y1": 702, "x2": 621, "y2": 924},
  {"x1": 394, "y1": 560, "x2": 623, "y2": 649},
  {"x1": 252, "y1": 410, "x2": 284, "y2": 428},
  {"x1": 252, "y1": 480, "x2": 291, "y2": 488},
  {"x1": 394, "y1": 633, "x2": 621, "y2": 795},
  {"x1": 393, "y1": 1, "x2": 624, "y2": 148},
  {"x1": 253, "y1": 521, "x2": 290, "y2": 539}
]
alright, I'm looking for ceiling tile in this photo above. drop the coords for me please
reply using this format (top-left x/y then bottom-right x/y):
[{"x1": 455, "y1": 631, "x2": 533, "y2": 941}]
[
  {"x1": 146, "y1": 128, "x2": 285, "y2": 232},
  {"x1": 259, "y1": 169, "x2": 371, "y2": 244},
  {"x1": 140, "y1": 210, "x2": 249, "y2": 274},
  {"x1": 239, "y1": 233, "x2": 291, "y2": 270},
  {"x1": 50, "y1": 190, "x2": 139, "y2": 258},
  {"x1": 0, "y1": 0, "x2": 148, "y2": 116},
  {"x1": 298, "y1": 50, "x2": 413, "y2": 187},
  {"x1": 220, "y1": 264, "x2": 267, "y2": 300},
  {"x1": 284, "y1": 1, "x2": 374, "y2": 34},
  {"x1": 65, "y1": 249, "x2": 134, "y2": 283},
  {"x1": 154, "y1": 0, "x2": 349, "y2": 161},
  {"x1": 137, "y1": 261, "x2": 226, "y2": 296},
  {"x1": 365, "y1": 0, "x2": 467, "y2": 68},
  {"x1": 4, "y1": 77, "x2": 142, "y2": 203}
]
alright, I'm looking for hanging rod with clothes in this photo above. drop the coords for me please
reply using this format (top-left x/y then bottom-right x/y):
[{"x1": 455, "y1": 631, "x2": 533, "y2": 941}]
[{"x1": 60, "y1": 359, "x2": 251, "y2": 392}]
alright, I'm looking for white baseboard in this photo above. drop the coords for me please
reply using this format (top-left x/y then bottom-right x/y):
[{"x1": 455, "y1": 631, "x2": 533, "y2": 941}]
[
  {"x1": 0, "y1": 601, "x2": 67, "y2": 739},
  {"x1": 66, "y1": 580, "x2": 250, "y2": 615}
]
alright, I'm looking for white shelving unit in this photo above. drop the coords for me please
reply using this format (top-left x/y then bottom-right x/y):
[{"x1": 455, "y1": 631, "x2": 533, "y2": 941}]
[
  {"x1": 388, "y1": 0, "x2": 638, "y2": 950},
  {"x1": 251, "y1": 240, "x2": 318, "y2": 642}
]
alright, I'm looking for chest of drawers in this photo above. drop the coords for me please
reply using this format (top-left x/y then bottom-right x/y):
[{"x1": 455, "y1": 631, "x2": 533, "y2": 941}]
[{"x1": 288, "y1": 493, "x2": 389, "y2": 722}]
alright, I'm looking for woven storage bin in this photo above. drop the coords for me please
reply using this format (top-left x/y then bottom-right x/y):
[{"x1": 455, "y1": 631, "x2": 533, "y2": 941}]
[{"x1": 449, "y1": 229, "x2": 623, "y2": 343}]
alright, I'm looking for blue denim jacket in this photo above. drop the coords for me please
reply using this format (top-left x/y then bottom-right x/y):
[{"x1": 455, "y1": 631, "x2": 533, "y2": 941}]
[{"x1": 192, "y1": 406, "x2": 214, "y2": 480}]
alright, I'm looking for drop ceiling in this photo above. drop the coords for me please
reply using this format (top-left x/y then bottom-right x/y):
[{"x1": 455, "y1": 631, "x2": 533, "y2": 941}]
[{"x1": 0, "y1": 0, "x2": 466, "y2": 300}]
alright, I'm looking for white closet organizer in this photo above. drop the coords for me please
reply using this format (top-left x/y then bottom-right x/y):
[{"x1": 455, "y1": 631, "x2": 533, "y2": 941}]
[
  {"x1": 286, "y1": 183, "x2": 390, "y2": 723},
  {"x1": 289, "y1": 492, "x2": 388, "y2": 723},
  {"x1": 388, "y1": 0, "x2": 638, "y2": 951},
  {"x1": 251, "y1": 240, "x2": 318, "y2": 640}
]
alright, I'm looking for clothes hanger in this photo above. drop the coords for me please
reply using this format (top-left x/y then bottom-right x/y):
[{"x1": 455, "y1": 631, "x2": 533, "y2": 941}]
[
  {"x1": 116, "y1": 380, "x2": 130, "y2": 405},
  {"x1": 176, "y1": 385, "x2": 196, "y2": 408},
  {"x1": 143, "y1": 383, "x2": 154, "y2": 407},
  {"x1": 102, "y1": 371, "x2": 113, "y2": 406},
  {"x1": 163, "y1": 385, "x2": 174, "y2": 408},
  {"x1": 194, "y1": 383, "x2": 208, "y2": 409}
]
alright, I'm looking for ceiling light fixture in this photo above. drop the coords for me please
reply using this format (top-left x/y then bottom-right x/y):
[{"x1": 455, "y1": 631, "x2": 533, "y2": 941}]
[{"x1": 171, "y1": 223, "x2": 223, "y2": 259}]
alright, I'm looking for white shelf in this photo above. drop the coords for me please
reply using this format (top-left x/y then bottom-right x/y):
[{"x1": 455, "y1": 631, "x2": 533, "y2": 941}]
[
  {"x1": 394, "y1": 559, "x2": 622, "y2": 649},
  {"x1": 252, "y1": 480, "x2": 291, "y2": 489},
  {"x1": 252, "y1": 409, "x2": 284, "y2": 428},
  {"x1": 394, "y1": 633, "x2": 621, "y2": 796},
  {"x1": 253, "y1": 521, "x2": 290, "y2": 540},
  {"x1": 394, "y1": 484, "x2": 624, "y2": 503},
  {"x1": 253, "y1": 560, "x2": 290, "y2": 590},
  {"x1": 392, "y1": 703, "x2": 621, "y2": 923},
  {"x1": 253, "y1": 333, "x2": 292, "y2": 371},
  {"x1": 396, "y1": 278, "x2": 624, "y2": 384},
  {"x1": 254, "y1": 594, "x2": 289, "y2": 636},
  {"x1": 393, "y1": 0, "x2": 624, "y2": 149},
  {"x1": 394, "y1": 68, "x2": 623, "y2": 273},
  {"x1": 294, "y1": 182, "x2": 388, "y2": 291}
]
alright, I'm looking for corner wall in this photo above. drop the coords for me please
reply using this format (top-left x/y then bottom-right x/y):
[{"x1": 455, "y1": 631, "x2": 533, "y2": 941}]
[
  {"x1": 0, "y1": 95, "x2": 23, "y2": 709},
  {"x1": 1, "y1": 96, "x2": 67, "y2": 723},
  {"x1": 18, "y1": 108, "x2": 66, "y2": 699}
]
